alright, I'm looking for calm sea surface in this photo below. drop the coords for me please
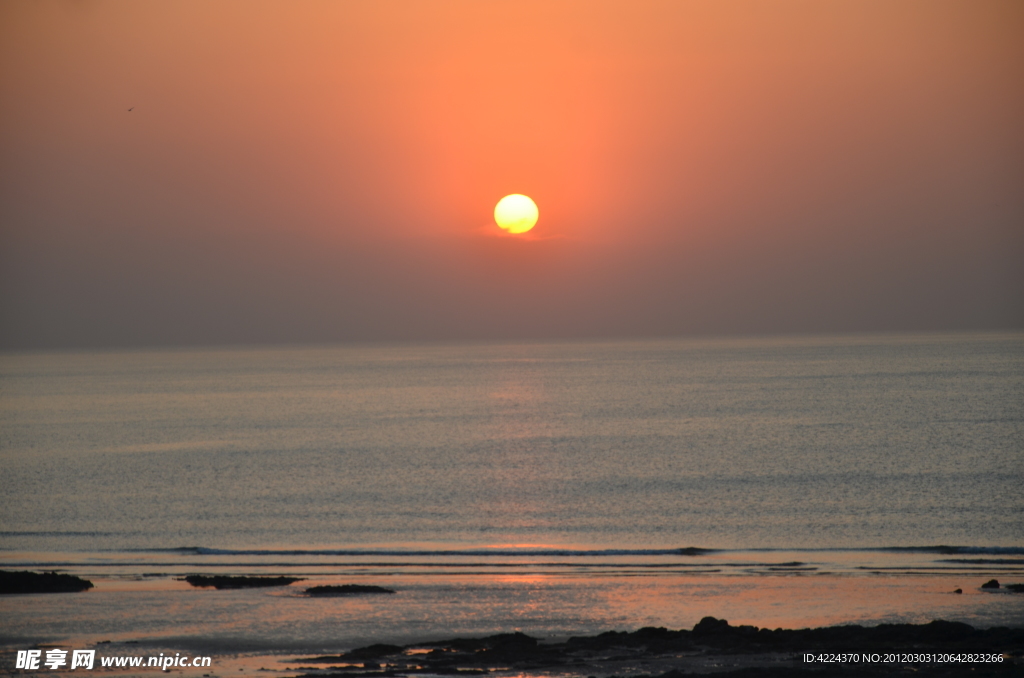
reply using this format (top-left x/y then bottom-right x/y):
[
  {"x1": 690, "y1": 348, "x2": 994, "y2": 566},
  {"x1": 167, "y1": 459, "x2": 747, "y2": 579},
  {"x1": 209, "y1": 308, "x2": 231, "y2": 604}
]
[{"x1": 1, "y1": 333, "x2": 1022, "y2": 657}]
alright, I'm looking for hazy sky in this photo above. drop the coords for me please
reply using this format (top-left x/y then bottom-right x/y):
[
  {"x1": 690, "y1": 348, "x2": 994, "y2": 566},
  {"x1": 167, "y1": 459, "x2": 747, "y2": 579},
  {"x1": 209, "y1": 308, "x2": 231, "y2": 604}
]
[{"x1": 1, "y1": 0, "x2": 1021, "y2": 349}]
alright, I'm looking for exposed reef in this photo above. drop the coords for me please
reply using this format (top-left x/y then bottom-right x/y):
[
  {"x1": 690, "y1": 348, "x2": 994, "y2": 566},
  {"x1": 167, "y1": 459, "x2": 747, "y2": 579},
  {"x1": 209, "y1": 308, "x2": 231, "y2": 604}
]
[
  {"x1": 0, "y1": 570, "x2": 94, "y2": 594},
  {"x1": 292, "y1": 617, "x2": 1023, "y2": 677},
  {"x1": 181, "y1": 575, "x2": 303, "y2": 589},
  {"x1": 307, "y1": 585, "x2": 396, "y2": 596}
]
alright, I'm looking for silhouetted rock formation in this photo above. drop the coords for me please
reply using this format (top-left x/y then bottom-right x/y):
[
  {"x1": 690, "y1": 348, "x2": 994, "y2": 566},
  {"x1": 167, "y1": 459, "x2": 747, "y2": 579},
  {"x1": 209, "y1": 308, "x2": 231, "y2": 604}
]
[
  {"x1": 981, "y1": 579, "x2": 1001, "y2": 589},
  {"x1": 307, "y1": 584, "x2": 396, "y2": 596},
  {"x1": 293, "y1": 618, "x2": 1024, "y2": 677},
  {"x1": 305, "y1": 644, "x2": 407, "y2": 663},
  {"x1": 182, "y1": 575, "x2": 303, "y2": 589},
  {"x1": 0, "y1": 570, "x2": 94, "y2": 594}
]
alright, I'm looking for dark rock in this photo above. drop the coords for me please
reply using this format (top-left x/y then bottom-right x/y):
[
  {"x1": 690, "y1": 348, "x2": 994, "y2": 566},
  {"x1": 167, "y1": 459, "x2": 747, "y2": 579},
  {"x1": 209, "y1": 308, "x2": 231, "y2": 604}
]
[
  {"x1": 692, "y1": 616, "x2": 731, "y2": 636},
  {"x1": 485, "y1": 632, "x2": 538, "y2": 649},
  {"x1": 1007, "y1": 584, "x2": 1024, "y2": 593},
  {"x1": 466, "y1": 633, "x2": 542, "y2": 662},
  {"x1": 420, "y1": 632, "x2": 538, "y2": 653},
  {"x1": 306, "y1": 584, "x2": 395, "y2": 596},
  {"x1": 566, "y1": 627, "x2": 693, "y2": 653},
  {"x1": 954, "y1": 588, "x2": 962, "y2": 594},
  {"x1": 298, "y1": 643, "x2": 404, "y2": 663},
  {"x1": 0, "y1": 570, "x2": 94, "y2": 594},
  {"x1": 981, "y1": 579, "x2": 1001, "y2": 589},
  {"x1": 291, "y1": 619, "x2": 1024, "y2": 678},
  {"x1": 182, "y1": 575, "x2": 303, "y2": 589},
  {"x1": 917, "y1": 619, "x2": 976, "y2": 641}
]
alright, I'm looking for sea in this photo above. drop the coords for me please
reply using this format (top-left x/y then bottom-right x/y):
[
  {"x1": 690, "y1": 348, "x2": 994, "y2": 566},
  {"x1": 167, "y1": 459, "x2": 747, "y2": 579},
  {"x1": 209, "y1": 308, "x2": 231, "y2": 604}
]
[{"x1": 1, "y1": 332, "x2": 1022, "y2": 672}]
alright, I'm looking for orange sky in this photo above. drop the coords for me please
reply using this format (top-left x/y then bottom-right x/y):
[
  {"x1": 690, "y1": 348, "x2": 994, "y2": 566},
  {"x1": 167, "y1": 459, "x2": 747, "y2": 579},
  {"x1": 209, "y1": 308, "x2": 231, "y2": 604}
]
[{"x1": 1, "y1": 0, "x2": 1021, "y2": 347}]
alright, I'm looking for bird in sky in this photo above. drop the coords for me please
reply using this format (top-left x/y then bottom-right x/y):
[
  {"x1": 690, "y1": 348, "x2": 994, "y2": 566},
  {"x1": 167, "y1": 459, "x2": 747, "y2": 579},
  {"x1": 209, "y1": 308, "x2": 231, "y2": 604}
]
[{"x1": 128, "y1": 107, "x2": 134, "y2": 112}]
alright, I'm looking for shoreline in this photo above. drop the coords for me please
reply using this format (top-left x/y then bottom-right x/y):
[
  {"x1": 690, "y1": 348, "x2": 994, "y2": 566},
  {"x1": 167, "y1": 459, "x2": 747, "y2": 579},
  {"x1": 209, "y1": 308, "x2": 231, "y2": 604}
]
[
  {"x1": 287, "y1": 618, "x2": 1024, "y2": 677},
  {"x1": 3, "y1": 566, "x2": 1024, "y2": 676},
  {"x1": 4, "y1": 617, "x2": 1023, "y2": 677},
  {"x1": 4, "y1": 572, "x2": 1024, "y2": 660}
]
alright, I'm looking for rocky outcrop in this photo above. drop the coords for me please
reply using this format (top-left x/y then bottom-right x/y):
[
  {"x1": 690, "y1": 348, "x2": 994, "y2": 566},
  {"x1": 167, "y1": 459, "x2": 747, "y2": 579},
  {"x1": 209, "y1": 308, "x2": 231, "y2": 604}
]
[
  {"x1": 306, "y1": 584, "x2": 396, "y2": 596},
  {"x1": 292, "y1": 618, "x2": 1024, "y2": 677},
  {"x1": 182, "y1": 575, "x2": 303, "y2": 589},
  {"x1": 0, "y1": 570, "x2": 94, "y2": 594}
]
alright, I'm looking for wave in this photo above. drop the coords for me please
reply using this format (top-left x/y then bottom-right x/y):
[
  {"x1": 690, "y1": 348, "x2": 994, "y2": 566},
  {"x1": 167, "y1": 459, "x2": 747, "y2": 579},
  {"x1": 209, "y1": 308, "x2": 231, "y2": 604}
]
[
  {"x1": 870, "y1": 546, "x2": 1024, "y2": 555},
  {"x1": 0, "y1": 531, "x2": 124, "y2": 537},
  {"x1": 140, "y1": 547, "x2": 721, "y2": 557},
  {"x1": 113, "y1": 545, "x2": 1024, "y2": 557}
]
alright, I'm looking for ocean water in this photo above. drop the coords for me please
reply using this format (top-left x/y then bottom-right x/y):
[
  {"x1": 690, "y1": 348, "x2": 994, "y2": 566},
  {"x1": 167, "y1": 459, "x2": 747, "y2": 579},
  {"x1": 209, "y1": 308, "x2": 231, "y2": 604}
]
[{"x1": 1, "y1": 333, "x2": 1023, "y2": 660}]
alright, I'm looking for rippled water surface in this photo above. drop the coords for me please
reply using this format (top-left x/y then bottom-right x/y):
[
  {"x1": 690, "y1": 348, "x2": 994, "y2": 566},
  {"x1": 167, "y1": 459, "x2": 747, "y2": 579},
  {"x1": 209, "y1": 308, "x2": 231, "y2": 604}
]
[
  {"x1": 1, "y1": 333, "x2": 1022, "y2": 653},
  {"x1": 3, "y1": 332, "x2": 1021, "y2": 552}
]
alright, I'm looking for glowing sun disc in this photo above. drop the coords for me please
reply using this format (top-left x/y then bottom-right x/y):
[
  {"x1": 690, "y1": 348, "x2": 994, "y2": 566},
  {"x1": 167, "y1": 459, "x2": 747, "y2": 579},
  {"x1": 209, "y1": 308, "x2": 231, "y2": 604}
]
[{"x1": 494, "y1": 194, "x2": 538, "y2": 234}]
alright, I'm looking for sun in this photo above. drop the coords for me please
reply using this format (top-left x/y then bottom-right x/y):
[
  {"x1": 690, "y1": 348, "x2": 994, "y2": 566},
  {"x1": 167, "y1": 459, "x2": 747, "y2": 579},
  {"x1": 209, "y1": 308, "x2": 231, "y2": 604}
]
[{"x1": 494, "y1": 194, "x2": 538, "y2": 234}]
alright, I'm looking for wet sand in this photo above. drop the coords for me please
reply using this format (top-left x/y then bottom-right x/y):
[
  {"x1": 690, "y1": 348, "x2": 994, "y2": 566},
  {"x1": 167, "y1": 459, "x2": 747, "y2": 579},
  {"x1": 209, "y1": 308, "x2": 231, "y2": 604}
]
[{"x1": 3, "y1": 572, "x2": 1023, "y2": 676}]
